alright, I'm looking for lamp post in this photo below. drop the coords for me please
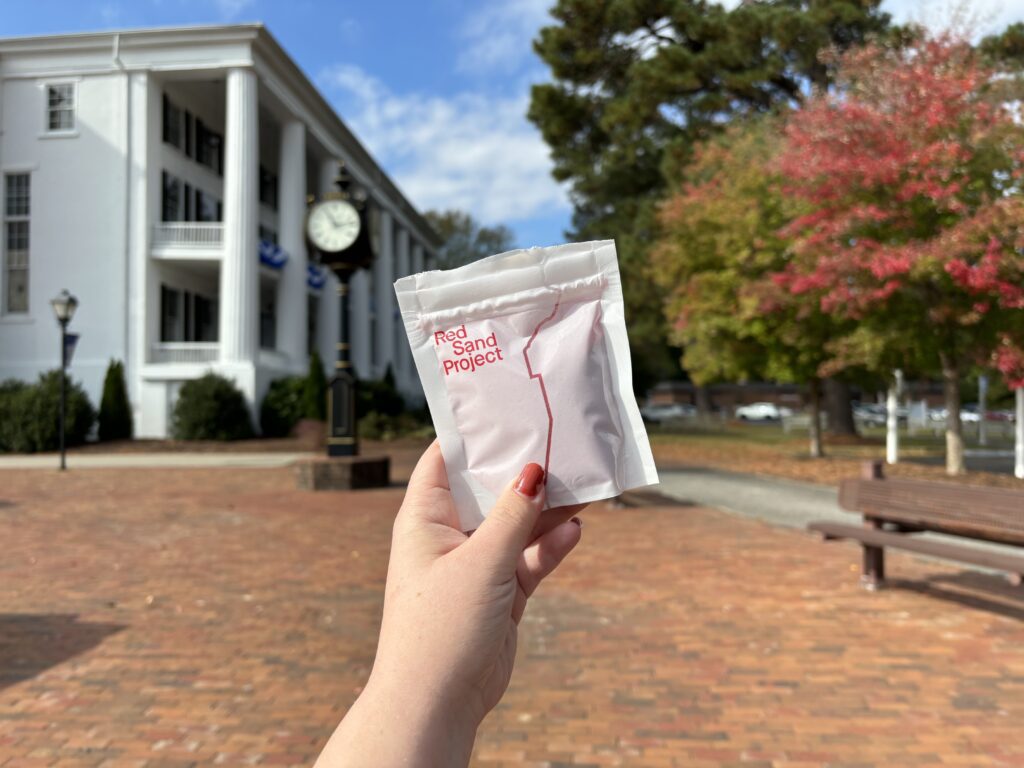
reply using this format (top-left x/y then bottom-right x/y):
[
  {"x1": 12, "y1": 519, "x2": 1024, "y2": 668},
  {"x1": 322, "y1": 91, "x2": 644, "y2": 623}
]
[{"x1": 50, "y1": 289, "x2": 78, "y2": 471}]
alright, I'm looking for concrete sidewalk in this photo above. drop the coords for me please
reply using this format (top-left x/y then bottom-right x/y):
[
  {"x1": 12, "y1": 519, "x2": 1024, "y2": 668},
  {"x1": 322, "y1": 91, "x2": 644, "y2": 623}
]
[{"x1": 0, "y1": 451, "x2": 312, "y2": 469}]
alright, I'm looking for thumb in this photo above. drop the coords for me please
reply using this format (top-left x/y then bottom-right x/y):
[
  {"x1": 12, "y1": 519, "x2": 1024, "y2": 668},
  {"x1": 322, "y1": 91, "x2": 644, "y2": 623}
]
[{"x1": 466, "y1": 463, "x2": 546, "y2": 577}]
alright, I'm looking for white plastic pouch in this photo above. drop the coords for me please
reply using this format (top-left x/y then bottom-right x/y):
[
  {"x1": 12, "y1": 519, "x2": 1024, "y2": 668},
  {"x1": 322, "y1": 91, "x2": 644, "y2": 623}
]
[{"x1": 394, "y1": 240, "x2": 659, "y2": 531}]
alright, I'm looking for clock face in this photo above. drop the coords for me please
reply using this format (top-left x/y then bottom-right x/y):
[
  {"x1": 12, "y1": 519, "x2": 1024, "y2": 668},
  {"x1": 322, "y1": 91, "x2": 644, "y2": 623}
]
[{"x1": 307, "y1": 200, "x2": 361, "y2": 253}]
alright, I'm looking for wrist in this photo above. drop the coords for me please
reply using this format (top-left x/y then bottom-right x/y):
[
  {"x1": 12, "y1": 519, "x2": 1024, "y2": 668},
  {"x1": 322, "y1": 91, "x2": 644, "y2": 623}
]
[{"x1": 359, "y1": 669, "x2": 481, "y2": 766}]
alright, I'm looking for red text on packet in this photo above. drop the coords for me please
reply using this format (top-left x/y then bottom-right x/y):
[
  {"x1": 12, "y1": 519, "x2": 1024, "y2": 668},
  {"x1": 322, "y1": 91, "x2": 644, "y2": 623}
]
[{"x1": 434, "y1": 324, "x2": 506, "y2": 376}]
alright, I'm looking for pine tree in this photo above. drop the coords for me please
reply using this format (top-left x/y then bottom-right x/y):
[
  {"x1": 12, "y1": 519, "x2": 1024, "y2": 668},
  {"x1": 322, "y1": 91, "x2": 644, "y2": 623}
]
[{"x1": 98, "y1": 359, "x2": 133, "y2": 442}]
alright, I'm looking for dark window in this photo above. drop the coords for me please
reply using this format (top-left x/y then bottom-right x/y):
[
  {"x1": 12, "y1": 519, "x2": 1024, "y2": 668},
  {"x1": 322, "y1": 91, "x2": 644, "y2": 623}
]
[
  {"x1": 161, "y1": 171, "x2": 181, "y2": 222},
  {"x1": 3, "y1": 173, "x2": 30, "y2": 313},
  {"x1": 46, "y1": 84, "x2": 75, "y2": 132},
  {"x1": 183, "y1": 183, "x2": 193, "y2": 221},
  {"x1": 259, "y1": 283, "x2": 276, "y2": 350},
  {"x1": 259, "y1": 166, "x2": 278, "y2": 210},
  {"x1": 162, "y1": 95, "x2": 182, "y2": 148},
  {"x1": 194, "y1": 190, "x2": 220, "y2": 223},
  {"x1": 196, "y1": 120, "x2": 224, "y2": 174},
  {"x1": 184, "y1": 111, "x2": 194, "y2": 158},
  {"x1": 160, "y1": 285, "x2": 181, "y2": 341},
  {"x1": 307, "y1": 294, "x2": 319, "y2": 355}
]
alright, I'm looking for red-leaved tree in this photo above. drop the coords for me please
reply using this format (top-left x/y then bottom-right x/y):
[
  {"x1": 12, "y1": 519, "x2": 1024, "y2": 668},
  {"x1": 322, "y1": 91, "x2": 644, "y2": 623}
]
[{"x1": 775, "y1": 31, "x2": 1024, "y2": 474}]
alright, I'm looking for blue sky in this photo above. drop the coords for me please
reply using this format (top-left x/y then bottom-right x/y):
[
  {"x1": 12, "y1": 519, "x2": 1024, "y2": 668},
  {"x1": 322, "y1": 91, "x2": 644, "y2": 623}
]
[{"x1": 3, "y1": 1, "x2": 1022, "y2": 250}]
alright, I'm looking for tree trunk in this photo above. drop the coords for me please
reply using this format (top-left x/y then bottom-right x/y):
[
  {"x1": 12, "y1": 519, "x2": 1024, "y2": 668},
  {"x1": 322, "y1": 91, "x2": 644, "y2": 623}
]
[
  {"x1": 808, "y1": 378, "x2": 824, "y2": 458},
  {"x1": 939, "y1": 351, "x2": 965, "y2": 476},
  {"x1": 824, "y1": 377, "x2": 857, "y2": 436},
  {"x1": 695, "y1": 384, "x2": 713, "y2": 425}
]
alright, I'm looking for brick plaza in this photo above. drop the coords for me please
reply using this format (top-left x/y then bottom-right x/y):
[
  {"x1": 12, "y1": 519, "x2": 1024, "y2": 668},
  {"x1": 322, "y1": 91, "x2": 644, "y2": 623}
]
[{"x1": 1, "y1": 459, "x2": 1023, "y2": 767}]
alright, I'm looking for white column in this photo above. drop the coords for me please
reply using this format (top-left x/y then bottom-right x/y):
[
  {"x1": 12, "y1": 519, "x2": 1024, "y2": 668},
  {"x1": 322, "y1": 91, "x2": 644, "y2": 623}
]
[
  {"x1": 219, "y1": 67, "x2": 259, "y2": 364},
  {"x1": 374, "y1": 209, "x2": 395, "y2": 378},
  {"x1": 127, "y1": 71, "x2": 158, "y2": 436},
  {"x1": 1015, "y1": 387, "x2": 1024, "y2": 480},
  {"x1": 277, "y1": 120, "x2": 307, "y2": 369},
  {"x1": 395, "y1": 227, "x2": 411, "y2": 385}
]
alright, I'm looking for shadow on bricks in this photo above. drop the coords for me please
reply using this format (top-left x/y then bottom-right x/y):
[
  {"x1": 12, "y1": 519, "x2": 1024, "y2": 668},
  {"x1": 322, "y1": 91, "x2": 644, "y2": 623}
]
[{"x1": 0, "y1": 613, "x2": 125, "y2": 691}]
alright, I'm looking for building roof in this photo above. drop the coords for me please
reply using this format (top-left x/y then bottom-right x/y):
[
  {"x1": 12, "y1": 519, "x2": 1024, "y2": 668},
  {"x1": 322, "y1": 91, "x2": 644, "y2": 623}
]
[{"x1": 0, "y1": 23, "x2": 442, "y2": 250}]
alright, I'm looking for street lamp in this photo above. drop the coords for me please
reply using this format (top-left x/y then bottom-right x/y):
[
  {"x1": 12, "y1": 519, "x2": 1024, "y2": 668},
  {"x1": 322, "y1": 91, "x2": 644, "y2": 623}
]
[{"x1": 50, "y1": 289, "x2": 78, "y2": 471}]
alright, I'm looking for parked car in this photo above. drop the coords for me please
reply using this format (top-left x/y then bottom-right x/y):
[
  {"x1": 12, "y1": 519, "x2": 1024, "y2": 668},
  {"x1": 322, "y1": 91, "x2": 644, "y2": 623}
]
[
  {"x1": 641, "y1": 402, "x2": 697, "y2": 424},
  {"x1": 735, "y1": 402, "x2": 792, "y2": 421},
  {"x1": 855, "y1": 402, "x2": 908, "y2": 426},
  {"x1": 928, "y1": 405, "x2": 987, "y2": 423}
]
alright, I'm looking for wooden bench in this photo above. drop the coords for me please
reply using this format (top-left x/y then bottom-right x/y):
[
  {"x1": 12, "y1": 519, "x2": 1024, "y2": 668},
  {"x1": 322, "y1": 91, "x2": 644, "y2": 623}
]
[{"x1": 808, "y1": 461, "x2": 1024, "y2": 590}]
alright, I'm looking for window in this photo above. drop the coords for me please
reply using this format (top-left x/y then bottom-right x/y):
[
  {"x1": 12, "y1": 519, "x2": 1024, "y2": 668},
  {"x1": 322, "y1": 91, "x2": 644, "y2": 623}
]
[
  {"x1": 161, "y1": 171, "x2": 182, "y2": 222},
  {"x1": 4, "y1": 173, "x2": 30, "y2": 313},
  {"x1": 307, "y1": 294, "x2": 319, "y2": 355},
  {"x1": 259, "y1": 283, "x2": 276, "y2": 350},
  {"x1": 46, "y1": 83, "x2": 75, "y2": 132},
  {"x1": 195, "y1": 190, "x2": 221, "y2": 222},
  {"x1": 162, "y1": 95, "x2": 182, "y2": 148},
  {"x1": 259, "y1": 166, "x2": 278, "y2": 210},
  {"x1": 195, "y1": 119, "x2": 224, "y2": 175},
  {"x1": 184, "y1": 111, "x2": 194, "y2": 158},
  {"x1": 161, "y1": 284, "x2": 217, "y2": 342}
]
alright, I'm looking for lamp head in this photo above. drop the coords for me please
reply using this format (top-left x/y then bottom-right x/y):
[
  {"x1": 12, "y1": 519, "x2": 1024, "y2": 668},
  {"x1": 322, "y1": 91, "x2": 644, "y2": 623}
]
[{"x1": 50, "y1": 289, "x2": 78, "y2": 324}]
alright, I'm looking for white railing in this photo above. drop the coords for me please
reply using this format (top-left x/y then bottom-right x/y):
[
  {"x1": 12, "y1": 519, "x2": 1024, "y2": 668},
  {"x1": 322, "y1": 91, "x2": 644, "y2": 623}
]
[
  {"x1": 152, "y1": 222, "x2": 224, "y2": 248},
  {"x1": 151, "y1": 342, "x2": 219, "y2": 364}
]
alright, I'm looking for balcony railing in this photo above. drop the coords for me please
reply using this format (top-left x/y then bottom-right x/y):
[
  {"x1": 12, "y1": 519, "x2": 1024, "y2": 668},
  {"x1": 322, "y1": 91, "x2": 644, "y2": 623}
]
[
  {"x1": 151, "y1": 342, "x2": 219, "y2": 364},
  {"x1": 152, "y1": 222, "x2": 224, "y2": 249}
]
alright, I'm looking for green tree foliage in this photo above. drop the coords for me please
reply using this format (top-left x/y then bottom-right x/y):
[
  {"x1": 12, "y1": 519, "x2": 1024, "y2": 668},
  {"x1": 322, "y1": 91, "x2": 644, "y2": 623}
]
[
  {"x1": 0, "y1": 372, "x2": 95, "y2": 453},
  {"x1": 98, "y1": 359, "x2": 133, "y2": 442},
  {"x1": 651, "y1": 115, "x2": 845, "y2": 455},
  {"x1": 529, "y1": 0, "x2": 892, "y2": 391},
  {"x1": 423, "y1": 209, "x2": 516, "y2": 271},
  {"x1": 303, "y1": 350, "x2": 328, "y2": 421},
  {"x1": 171, "y1": 373, "x2": 253, "y2": 441},
  {"x1": 980, "y1": 22, "x2": 1024, "y2": 67}
]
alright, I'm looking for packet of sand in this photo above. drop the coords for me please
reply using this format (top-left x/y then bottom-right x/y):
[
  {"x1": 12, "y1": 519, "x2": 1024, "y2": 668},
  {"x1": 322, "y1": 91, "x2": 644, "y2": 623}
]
[{"x1": 395, "y1": 240, "x2": 658, "y2": 530}]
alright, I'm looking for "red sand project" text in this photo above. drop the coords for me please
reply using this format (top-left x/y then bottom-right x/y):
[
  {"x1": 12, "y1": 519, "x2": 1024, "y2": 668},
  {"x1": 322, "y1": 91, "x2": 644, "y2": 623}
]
[{"x1": 434, "y1": 324, "x2": 505, "y2": 376}]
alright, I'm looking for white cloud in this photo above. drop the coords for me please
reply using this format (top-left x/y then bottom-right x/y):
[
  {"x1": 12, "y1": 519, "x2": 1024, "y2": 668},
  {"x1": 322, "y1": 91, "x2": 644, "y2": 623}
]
[
  {"x1": 318, "y1": 64, "x2": 569, "y2": 226},
  {"x1": 213, "y1": 0, "x2": 255, "y2": 20},
  {"x1": 456, "y1": 0, "x2": 552, "y2": 75}
]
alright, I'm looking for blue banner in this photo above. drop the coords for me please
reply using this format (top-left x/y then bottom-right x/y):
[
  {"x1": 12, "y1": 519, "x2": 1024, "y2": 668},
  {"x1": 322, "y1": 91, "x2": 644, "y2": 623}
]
[
  {"x1": 258, "y1": 239, "x2": 288, "y2": 269},
  {"x1": 63, "y1": 332, "x2": 79, "y2": 366}
]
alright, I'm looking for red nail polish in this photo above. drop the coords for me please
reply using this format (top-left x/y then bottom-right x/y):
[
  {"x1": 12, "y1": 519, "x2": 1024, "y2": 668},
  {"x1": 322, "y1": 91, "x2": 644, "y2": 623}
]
[{"x1": 514, "y1": 463, "x2": 545, "y2": 498}]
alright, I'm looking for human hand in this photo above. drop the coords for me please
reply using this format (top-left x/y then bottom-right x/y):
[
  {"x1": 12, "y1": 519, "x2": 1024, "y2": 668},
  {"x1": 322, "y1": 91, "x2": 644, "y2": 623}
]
[{"x1": 315, "y1": 441, "x2": 584, "y2": 768}]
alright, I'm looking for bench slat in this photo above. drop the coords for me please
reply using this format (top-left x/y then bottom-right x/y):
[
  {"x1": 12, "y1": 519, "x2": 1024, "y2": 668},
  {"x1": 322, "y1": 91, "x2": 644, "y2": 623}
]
[
  {"x1": 838, "y1": 478, "x2": 1024, "y2": 546},
  {"x1": 809, "y1": 521, "x2": 1024, "y2": 576}
]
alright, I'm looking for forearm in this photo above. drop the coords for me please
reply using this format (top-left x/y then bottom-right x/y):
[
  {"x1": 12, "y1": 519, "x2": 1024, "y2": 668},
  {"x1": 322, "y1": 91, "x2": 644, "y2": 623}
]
[{"x1": 314, "y1": 673, "x2": 479, "y2": 768}]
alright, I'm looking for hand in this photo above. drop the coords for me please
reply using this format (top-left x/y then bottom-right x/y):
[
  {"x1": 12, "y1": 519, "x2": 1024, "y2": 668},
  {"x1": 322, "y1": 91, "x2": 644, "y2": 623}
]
[{"x1": 315, "y1": 441, "x2": 585, "y2": 767}]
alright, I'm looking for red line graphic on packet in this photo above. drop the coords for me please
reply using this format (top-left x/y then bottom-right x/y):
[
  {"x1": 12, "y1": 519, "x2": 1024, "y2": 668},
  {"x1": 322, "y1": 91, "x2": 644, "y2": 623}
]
[{"x1": 522, "y1": 298, "x2": 561, "y2": 476}]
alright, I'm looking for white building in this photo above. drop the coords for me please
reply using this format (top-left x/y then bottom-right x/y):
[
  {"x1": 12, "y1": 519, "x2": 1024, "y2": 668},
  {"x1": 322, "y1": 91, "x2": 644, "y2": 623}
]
[{"x1": 0, "y1": 24, "x2": 437, "y2": 437}]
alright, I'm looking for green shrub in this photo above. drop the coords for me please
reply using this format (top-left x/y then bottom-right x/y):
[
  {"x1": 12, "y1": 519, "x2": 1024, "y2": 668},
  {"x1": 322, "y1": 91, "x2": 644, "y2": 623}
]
[
  {"x1": 98, "y1": 359, "x2": 133, "y2": 442},
  {"x1": 303, "y1": 350, "x2": 328, "y2": 421},
  {"x1": 0, "y1": 372, "x2": 96, "y2": 453},
  {"x1": 358, "y1": 410, "x2": 435, "y2": 441},
  {"x1": 357, "y1": 365, "x2": 406, "y2": 418},
  {"x1": 260, "y1": 376, "x2": 305, "y2": 437},
  {"x1": 171, "y1": 373, "x2": 253, "y2": 441}
]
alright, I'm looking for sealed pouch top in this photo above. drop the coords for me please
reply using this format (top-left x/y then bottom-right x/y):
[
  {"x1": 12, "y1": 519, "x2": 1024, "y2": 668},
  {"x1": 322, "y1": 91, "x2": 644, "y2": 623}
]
[{"x1": 396, "y1": 241, "x2": 658, "y2": 530}]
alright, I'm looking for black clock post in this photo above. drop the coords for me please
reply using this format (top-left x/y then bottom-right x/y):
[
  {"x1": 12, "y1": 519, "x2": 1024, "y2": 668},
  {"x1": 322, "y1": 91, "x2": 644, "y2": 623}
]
[
  {"x1": 327, "y1": 266, "x2": 356, "y2": 457},
  {"x1": 294, "y1": 163, "x2": 389, "y2": 491}
]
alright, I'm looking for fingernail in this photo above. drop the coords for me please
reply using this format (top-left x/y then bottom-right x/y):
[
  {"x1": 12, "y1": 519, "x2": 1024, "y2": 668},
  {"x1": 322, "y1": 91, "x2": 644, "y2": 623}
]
[
  {"x1": 571, "y1": 516, "x2": 582, "y2": 528},
  {"x1": 514, "y1": 463, "x2": 545, "y2": 499}
]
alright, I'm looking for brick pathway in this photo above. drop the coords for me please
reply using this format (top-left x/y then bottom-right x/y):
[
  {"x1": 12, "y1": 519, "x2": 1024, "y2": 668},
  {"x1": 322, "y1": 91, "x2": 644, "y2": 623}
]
[{"x1": 0, "y1": 466, "x2": 1022, "y2": 767}]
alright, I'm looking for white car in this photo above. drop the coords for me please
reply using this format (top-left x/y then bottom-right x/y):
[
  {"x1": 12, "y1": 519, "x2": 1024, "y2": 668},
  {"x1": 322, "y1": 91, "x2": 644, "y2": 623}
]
[
  {"x1": 735, "y1": 402, "x2": 792, "y2": 421},
  {"x1": 641, "y1": 402, "x2": 696, "y2": 423}
]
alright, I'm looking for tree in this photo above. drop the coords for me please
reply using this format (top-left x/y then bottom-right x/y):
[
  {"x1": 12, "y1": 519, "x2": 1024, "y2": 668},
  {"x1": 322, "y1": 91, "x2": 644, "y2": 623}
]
[
  {"x1": 304, "y1": 350, "x2": 328, "y2": 421},
  {"x1": 651, "y1": 114, "x2": 847, "y2": 457},
  {"x1": 529, "y1": 0, "x2": 893, "y2": 393},
  {"x1": 423, "y1": 209, "x2": 515, "y2": 271},
  {"x1": 98, "y1": 359, "x2": 133, "y2": 442},
  {"x1": 774, "y1": 31, "x2": 1024, "y2": 475}
]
